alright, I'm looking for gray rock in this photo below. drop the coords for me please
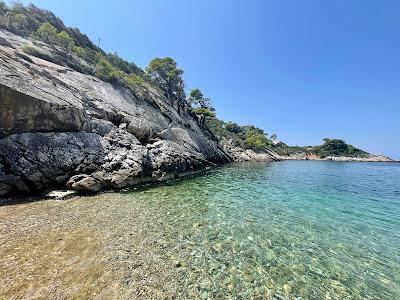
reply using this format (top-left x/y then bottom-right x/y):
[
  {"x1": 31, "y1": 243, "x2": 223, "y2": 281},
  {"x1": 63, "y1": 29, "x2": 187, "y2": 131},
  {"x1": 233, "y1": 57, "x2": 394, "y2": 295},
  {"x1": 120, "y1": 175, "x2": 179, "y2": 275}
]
[
  {"x1": 0, "y1": 132, "x2": 106, "y2": 194},
  {"x1": 45, "y1": 190, "x2": 78, "y2": 200},
  {"x1": 66, "y1": 175, "x2": 101, "y2": 192},
  {"x1": 0, "y1": 29, "x2": 231, "y2": 197}
]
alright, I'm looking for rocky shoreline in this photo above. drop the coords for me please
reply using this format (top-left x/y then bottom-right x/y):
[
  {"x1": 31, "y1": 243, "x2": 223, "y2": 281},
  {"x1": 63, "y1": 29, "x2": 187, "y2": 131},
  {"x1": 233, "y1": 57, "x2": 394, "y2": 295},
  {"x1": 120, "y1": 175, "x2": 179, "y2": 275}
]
[
  {"x1": 276, "y1": 153, "x2": 395, "y2": 162},
  {"x1": 0, "y1": 29, "x2": 279, "y2": 198},
  {"x1": 0, "y1": 29, "x2": 228, "y2": 197},
  {"x1": 0, "y1": 29, "x2": 395, "y2": 199}
]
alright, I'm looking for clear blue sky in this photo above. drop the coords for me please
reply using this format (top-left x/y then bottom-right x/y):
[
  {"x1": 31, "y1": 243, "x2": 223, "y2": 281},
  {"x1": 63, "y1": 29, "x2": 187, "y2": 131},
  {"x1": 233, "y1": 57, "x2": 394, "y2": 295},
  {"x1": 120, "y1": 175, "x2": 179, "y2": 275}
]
[{"x1": 16, "y1": 0, "x2": 400, "y2": 158}]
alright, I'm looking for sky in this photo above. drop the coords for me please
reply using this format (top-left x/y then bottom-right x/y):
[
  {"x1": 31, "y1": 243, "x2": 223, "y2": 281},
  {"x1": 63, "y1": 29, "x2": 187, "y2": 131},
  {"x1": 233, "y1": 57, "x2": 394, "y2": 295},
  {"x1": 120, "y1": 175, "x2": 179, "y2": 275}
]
[{"x1": 15, "y1": 0, "x2": 400, "y2": 159}]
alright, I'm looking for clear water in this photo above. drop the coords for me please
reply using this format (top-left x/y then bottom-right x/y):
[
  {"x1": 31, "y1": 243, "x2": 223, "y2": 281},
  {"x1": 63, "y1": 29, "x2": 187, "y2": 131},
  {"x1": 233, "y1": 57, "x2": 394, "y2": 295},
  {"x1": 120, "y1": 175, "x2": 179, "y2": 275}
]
[{"x1": 1, "y1": 161, "x2": 399, "y2": 299}]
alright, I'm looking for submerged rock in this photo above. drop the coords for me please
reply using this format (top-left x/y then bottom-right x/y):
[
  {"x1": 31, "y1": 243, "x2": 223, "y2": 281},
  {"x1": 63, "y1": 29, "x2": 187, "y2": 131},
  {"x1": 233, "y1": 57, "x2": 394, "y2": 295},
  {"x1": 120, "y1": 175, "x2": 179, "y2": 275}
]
[{"x1": 242, "y1": 273, "x2": 254, "y2": 283}]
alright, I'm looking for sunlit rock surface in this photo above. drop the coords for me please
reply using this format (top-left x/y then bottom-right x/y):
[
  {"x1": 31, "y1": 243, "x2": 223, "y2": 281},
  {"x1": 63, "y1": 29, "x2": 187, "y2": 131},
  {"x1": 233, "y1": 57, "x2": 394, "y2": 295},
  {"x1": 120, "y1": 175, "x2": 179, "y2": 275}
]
[{"x1": 0, "y1": 29, "x2": 230, "y2": 196}]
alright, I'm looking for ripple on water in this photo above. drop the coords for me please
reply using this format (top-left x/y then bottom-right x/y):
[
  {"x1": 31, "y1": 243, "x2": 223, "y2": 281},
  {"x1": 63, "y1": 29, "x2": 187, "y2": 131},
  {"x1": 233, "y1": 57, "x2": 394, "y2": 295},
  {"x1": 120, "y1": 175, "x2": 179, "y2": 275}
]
[{"x1": 0, "y1": 161, "x2": 399, "y2": 299}]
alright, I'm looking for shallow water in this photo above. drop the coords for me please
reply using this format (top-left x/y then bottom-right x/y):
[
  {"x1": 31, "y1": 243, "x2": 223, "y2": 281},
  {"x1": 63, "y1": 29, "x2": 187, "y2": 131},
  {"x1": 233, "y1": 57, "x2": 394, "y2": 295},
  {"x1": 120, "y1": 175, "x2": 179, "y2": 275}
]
[{"x1": 1, "y1": 161, "x2": 399, "y2": 299}]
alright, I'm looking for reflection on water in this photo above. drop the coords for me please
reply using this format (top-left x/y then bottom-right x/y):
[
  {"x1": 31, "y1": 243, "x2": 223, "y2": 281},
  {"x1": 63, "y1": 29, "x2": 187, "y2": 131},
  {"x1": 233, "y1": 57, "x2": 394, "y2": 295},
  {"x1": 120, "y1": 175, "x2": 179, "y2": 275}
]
[{"x1": 1, "y1": 161, "x2": 399, "y2": 299}]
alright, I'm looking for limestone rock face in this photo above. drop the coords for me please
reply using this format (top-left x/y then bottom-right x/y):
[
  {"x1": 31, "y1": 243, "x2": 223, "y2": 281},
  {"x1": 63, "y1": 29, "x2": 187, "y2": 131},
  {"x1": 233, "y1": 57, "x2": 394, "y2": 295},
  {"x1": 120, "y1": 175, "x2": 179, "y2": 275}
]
[
  {"x1": 220, "y1": 138, "x2": 279, "y2": 162},
  {"x1": 0, "y1": 29, "x2": 231, "y2": 197},
  {"x1": 0, "y1": 132, "x2": 106, "y2": 195}
]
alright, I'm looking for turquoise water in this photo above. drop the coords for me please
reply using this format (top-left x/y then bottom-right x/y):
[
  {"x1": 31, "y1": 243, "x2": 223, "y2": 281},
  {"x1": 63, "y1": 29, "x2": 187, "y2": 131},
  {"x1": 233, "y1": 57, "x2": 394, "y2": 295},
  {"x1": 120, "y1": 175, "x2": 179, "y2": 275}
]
[
  {"x1": 128, "y1": 160, "x2": 400, "y2": 299},
  {"x1": 1, "y1": 161, "x2": 399, "y2": 299}
]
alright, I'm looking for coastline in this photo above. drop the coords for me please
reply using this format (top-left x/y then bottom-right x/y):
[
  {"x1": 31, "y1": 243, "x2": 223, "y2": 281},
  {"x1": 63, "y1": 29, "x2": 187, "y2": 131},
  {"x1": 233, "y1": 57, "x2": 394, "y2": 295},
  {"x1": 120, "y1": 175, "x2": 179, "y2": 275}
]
[
  {"x1": 2, "y1": 158, "x2": 397, "y2": 204},
  {"x1": 276, "y1": 154, "x2": 397, "y2": 163}
]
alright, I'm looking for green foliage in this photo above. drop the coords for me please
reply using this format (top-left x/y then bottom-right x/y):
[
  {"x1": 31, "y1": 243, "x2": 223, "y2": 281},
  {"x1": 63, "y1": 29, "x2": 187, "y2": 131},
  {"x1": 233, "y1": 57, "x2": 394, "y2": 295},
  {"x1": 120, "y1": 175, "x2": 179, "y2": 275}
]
[
  {"x1": 33, "y1": 24, "x2": 75, "y2": 52},
  {"x1": 55, "y1": 30, "x2": 74, "y2": 51},
  {"x1": 225, "y1": 122, "x2": 242, "y2": 134},
  {"x1": 95, "y1": 53, "x2": 125, "y2": 85},
  {"x1": 188, "y1": 88, "x2": 213, "y2": 110},
  {"x1": 190, "y1": 107, "x2": 216, "y2": 117},
  {"x1": 242, "y1": 126, "x2": 272, "y2": 150},
  {"x1": 242, "y1": 125, "x2": 266, "y2": 136},
  {"x1": 2, "y1": 12, "x2": 28, "y2": 34},
  {"x1": 34, "y1": 22, "x2": 57, "y2": 43},
  {"x1": 271, "y1": 142, "x2": 313, "y2": 156},
  {"x1": 204, "y1": 115, "x2": 273, "y2": 150},
  {"x1": 244, "y1": 132, "x2": 271, "y2": 150},
  {"x1": 123, "y1": 73, "x2": 145, "y2": 87},
  {"x1": 0, "y1": 2, "x2": 99, "y2": 51},
  {"x1": 271, "y1": 138, "x2": 368, "y2": 158},
  {"x1": 72, "y1": 46, "x2": 86, "y2": 58},
  {"x1": 1, "y1": 2, "x2": 150, "y2": 88},
  {"x1": 106, "y1": 52, "x2": 144, "y2": 76},
  {"x1": 189, "y1": 88, "x2": 203, "y2": 102},
  {"x1": 270, "y1": 133, "x2": 278, "y2": 141},
  {"x1": 22, "y1": 45, "x2": 61, "y2": 64},
  {"x1": 146, "y1": 57, "x2": 185, "y2": 104},
  {"x1": 313, "y1": 138, "x2": 367, "y2": 158}
]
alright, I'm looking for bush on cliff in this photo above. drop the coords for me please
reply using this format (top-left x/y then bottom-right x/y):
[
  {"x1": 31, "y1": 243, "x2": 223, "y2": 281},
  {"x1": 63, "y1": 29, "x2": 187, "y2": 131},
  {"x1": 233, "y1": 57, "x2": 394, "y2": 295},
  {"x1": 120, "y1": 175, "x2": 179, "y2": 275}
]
[
  {"x1": 190, "y1": 108, "x2": 216, "y2": 117},
  {"x1": 188, "y1": 88, "x2": 214, "y2": 110},
  {"x1": 55, "y1": 30, "x2": 74, "y2": 52},
  {"x1": 95, "y1": 53, "x2": 126, "y2": 85},
  {"x1": 33, "y1": 22, "x2": 57, "y2": 43},
  {"x1": 22, "y1": 45, "x2": 63, "y2": 65},
  {"x1": 146, "y1": 57, "x2": 186, "y2": 107}
]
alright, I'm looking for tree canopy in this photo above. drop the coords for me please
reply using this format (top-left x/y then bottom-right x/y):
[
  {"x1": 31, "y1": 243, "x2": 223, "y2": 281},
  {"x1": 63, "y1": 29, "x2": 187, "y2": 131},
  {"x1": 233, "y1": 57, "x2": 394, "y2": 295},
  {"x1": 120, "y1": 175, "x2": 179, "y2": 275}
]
[
  {"x1": 188, "y1": 88, "x2": 213, "y2": 110},
  {"x1": 146, "y1": 57, "x2": 185, "y2": 105},
  {"x1": 313, "y1": 138, "x2": 367, "y2": 157},
  {"x1": 34, "y1": 22, "x2": 57, "y2": 43}
]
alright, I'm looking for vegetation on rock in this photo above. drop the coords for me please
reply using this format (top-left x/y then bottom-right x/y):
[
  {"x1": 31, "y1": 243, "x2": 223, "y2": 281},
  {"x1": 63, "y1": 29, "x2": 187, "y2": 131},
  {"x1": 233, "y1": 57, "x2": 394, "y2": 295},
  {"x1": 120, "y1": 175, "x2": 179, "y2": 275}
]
[
  {"x1": 146, "y1": 57, "x2": 186, "y2": 109},
  {"x1": 313, "y1": 138, "x2": 367, "y2": 158},
  {"x1": 0, "y1": 1, "x2": 372, "y2": 159}
]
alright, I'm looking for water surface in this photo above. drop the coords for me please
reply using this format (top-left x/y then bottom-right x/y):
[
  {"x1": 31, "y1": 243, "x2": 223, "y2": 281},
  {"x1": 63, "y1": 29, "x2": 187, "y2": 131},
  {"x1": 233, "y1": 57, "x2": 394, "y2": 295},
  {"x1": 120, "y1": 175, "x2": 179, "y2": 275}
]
[{"x1": 1, "y1": 161, "x2": 399, "y2": 299}]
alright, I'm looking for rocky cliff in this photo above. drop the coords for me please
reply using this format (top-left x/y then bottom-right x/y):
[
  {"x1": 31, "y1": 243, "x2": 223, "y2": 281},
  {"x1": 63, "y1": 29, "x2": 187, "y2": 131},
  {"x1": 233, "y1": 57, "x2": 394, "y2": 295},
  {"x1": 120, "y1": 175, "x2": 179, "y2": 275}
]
[{"x1": 0, "y1": 29, "x2": 235, "y2": 197}]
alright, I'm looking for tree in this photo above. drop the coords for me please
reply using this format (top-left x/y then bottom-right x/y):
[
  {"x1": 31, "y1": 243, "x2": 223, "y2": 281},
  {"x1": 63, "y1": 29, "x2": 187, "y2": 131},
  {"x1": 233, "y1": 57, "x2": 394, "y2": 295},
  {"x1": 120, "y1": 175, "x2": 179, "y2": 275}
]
[
  {"x1": 35, "y1": 22, "x2": 57, "y2": 44},
  {"x1": 4, "y1": 12, "x2": 27, "y2": 34},
  {"x1": 56, "y1": 30, "x2": 74, "y2": 52},
  {"x1": 146, "y1": 57, "x2": 185, "y2": 106},
  {"x1": 188, "y1": 88, "x2": 213, "y2": 110},
  {"x1": 225, "y1": 122, "x2": 242, "y2": 134}
]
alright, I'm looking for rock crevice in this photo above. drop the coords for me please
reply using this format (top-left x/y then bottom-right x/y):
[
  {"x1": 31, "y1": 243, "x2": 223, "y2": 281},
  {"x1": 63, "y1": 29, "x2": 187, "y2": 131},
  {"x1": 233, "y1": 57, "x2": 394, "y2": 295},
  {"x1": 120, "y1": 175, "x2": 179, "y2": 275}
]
[{"x1": 0, "y1": 29, "x2": 231, "y2": 197}]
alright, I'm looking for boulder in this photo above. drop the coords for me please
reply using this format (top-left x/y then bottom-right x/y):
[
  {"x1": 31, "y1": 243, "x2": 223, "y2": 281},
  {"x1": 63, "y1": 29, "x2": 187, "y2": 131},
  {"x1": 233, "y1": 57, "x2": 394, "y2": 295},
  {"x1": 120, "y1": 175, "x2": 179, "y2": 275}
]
[{"x1": 66, "y1": 175, "x2": 101, "y2": 192}]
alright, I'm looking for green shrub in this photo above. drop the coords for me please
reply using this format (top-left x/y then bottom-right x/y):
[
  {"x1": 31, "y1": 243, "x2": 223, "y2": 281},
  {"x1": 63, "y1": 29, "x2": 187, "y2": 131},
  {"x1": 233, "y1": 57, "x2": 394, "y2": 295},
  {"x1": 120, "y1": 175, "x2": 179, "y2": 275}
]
[
  {"x1": 124, "y1": 73, "x2": 145, "y2": 88},
  {"x1": 225, "y1": 122, "x2": 242, "y2": 134},
  {"x1": 244, "y1": 132, "x2": 271, "y2": 150},
  {"x1": 33, "y1": 22, "x2": 57, "y2": 44},
  {"x1": 72, "y1": 46, "x2": 86, "y2": 58},
  {"x1": 22, "y1": 45, "x2": 61, "y2": 64},
  {"x1": 55, "y1": 30, "x2": 74, "y2": 51},
  {"x1": 190, "y1": 107, "x2": 216, "y2": 117},
  {"x1": 95, "y1": 53, "x2": 125, "y2": 84}
]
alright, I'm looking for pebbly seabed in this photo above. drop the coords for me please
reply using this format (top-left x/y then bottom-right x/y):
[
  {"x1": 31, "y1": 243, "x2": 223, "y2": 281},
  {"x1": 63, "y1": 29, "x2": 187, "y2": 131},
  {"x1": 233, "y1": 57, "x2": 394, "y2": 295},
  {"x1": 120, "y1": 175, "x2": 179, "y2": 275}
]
[{"x1": 1, "y1": 161, "x2": 399, "y2": 299}]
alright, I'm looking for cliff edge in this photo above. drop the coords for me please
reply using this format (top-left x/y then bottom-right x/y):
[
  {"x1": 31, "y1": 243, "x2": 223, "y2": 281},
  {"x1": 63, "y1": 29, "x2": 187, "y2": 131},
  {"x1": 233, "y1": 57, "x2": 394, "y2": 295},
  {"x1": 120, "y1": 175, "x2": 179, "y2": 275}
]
[{"x1": 0, "y1": 29, "x2": 233, "y2": 196}]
